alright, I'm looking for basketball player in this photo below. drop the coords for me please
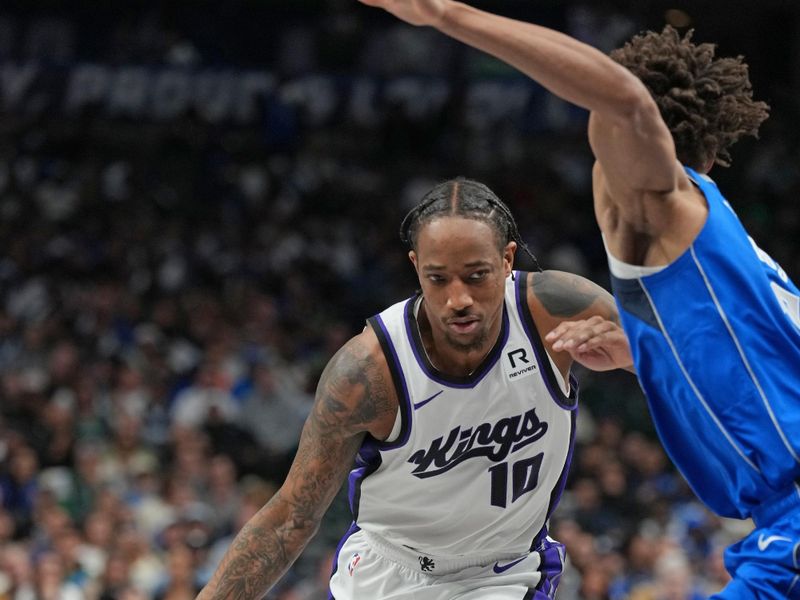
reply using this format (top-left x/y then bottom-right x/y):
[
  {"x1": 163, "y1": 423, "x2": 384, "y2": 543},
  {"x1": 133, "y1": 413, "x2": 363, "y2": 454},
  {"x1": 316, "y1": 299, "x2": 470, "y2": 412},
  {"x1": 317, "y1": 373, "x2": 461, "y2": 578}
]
[
  {"x1": 196, "y1": 178, "x2": 634, "y2": 600},
  {"x1": 358, "y1": 1, "x2": 800, "y2": 598}
]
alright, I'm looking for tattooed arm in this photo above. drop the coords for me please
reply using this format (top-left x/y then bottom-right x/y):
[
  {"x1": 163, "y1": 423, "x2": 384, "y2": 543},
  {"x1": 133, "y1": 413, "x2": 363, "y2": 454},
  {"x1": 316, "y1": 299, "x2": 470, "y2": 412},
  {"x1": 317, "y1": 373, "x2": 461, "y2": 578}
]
[
  {"x1": 196, "y1": 327, "x2": 397, "y2": 600},
  {"x1": 527, "y1": 270, "x2": 634, "y2": 374}
]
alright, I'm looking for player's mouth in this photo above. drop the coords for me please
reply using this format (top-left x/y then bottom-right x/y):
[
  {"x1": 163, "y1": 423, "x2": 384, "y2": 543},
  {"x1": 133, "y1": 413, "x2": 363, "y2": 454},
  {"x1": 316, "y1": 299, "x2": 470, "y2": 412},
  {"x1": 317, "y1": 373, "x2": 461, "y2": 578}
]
[{"x1": 447, "y1": 316, "x2": 480, "y2": 335}]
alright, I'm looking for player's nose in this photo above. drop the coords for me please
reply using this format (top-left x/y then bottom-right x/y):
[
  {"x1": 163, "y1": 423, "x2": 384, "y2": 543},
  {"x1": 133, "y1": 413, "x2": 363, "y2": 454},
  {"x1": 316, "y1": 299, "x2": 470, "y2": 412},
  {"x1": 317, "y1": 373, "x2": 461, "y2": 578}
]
[{"x1": 446, "y1": 281, "x2": 473, "y2": 311}]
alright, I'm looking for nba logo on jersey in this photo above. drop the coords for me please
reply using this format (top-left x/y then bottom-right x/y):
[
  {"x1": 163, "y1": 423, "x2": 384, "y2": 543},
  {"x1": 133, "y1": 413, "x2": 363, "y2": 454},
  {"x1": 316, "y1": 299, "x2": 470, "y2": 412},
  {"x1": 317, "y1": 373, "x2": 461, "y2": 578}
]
[
  {"x1": 503, "y1": 346, "x2": 538, "y2": 381},
  {"x1": 347, "y1": 553, "x2": 361, "y2": 576}
]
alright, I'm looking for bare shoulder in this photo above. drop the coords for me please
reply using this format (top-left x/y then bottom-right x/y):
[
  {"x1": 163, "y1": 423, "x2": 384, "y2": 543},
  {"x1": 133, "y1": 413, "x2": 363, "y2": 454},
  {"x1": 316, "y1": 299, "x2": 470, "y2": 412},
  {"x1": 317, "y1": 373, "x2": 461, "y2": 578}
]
[
  {"x1": 311, "y1": 326, "x2": 398, "y2": 441},
  {"x1": 528, "y1": 269, "x2": 618, "y2": 325}
]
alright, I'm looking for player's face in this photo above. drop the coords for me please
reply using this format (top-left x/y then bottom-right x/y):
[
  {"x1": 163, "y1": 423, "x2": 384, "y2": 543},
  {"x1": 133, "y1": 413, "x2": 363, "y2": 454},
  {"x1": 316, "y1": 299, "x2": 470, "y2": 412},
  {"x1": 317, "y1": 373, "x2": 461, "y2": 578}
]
[{"x1": 410, "y1": 216, "x2": 515, "y2": 352}]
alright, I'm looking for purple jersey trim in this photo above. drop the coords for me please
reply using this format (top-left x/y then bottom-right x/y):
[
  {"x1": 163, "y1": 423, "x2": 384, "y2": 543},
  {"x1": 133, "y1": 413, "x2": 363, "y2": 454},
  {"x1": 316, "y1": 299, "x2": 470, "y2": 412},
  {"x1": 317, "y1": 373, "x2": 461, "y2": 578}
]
[
  {"x1": 533, "y1": 537, "x2": 565, "y2": 598},
  {"x1": 539, "y1": 409, "x2": 577, "y2": 538},
  {"x1": 514, "y1": 271, "x2": 579, "y2": 410},
  {"x1": 346, "y1": 314, "x2": 413, "y2": 524},
  {"x1": 348, "y1": 437, "x2": 382, "y2": 520},
  {"x1": 530, "y1": 523, "x2": 550, "y2": 554},
  {"x1": 402, "y1": 295, "x2": 510, "y2": 389},
  {"x1": 369, "y1": 313, "x2": 413, "y2": 449}
]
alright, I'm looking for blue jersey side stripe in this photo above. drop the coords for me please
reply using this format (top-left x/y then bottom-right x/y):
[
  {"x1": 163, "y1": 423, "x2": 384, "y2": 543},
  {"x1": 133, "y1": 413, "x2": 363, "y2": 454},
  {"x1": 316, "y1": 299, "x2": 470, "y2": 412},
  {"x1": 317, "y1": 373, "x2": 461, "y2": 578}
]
[
  {"x1": 690, "y1": 246, "x2": 800, "y2": 466},
  {"x1": 639, "y1": 276, "x2": 761, "y2": 473}
]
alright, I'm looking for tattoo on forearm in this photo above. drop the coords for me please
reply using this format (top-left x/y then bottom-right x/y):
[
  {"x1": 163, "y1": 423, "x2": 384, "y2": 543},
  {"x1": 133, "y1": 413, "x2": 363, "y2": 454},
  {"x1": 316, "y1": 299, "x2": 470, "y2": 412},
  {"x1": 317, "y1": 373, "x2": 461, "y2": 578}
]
[{"x1": 208, "y1": 514, "x2": 289, "y2": 600}]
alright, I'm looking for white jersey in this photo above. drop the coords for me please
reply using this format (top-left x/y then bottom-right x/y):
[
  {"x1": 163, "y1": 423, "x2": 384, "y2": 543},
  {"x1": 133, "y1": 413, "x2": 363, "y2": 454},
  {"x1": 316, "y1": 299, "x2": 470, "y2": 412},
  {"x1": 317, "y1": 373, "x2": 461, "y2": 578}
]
[{"x1": 347, "y1": 271, "x2": 578, "y2": 560}]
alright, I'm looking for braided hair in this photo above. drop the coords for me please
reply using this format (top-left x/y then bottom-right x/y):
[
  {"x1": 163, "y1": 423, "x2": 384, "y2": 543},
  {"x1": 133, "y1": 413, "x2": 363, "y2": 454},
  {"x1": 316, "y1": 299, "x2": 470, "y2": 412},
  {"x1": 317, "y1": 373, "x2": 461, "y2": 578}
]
[{"x1": 399, "y1": 177, "x2": 541, "y2": 271}]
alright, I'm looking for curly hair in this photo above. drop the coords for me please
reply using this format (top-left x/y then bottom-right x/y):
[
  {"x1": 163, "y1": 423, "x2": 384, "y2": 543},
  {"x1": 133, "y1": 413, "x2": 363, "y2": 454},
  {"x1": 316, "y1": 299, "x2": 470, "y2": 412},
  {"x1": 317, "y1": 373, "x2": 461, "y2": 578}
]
[{"x1": 610, "y1": 26, "x2": 769, "y2": 168}]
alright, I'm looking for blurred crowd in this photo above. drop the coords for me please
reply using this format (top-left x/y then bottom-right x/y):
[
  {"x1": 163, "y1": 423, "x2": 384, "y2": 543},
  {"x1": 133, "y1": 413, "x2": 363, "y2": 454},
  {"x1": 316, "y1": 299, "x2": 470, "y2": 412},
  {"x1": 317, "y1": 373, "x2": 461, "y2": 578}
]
[{"x1": 1, "y1": 2, "x2": 799, "y2": 599}]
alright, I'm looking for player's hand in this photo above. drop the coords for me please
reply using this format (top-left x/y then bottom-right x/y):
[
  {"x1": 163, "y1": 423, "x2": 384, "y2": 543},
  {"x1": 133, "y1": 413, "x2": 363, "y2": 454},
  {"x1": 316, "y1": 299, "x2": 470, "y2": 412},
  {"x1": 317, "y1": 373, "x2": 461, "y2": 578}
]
[
  {"x1": 357, "y1": 0, "x2": 449, "y2": 27},
  {"x1": 545, "y1": 316, "x2": 635, "y2": 373}
]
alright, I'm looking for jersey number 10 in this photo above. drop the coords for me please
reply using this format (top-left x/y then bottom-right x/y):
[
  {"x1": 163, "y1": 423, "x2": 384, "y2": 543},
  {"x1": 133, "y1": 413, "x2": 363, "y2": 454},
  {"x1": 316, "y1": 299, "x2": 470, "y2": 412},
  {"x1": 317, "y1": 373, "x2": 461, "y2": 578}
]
[{"x1": 488, "y1": 453, "x2": 544, "y2": 508}]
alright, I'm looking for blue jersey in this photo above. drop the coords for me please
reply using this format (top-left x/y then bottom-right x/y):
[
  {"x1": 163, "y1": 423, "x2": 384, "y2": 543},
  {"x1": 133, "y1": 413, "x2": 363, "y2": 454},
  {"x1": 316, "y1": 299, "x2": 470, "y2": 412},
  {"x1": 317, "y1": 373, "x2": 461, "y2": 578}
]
[{"x1": 609, "y1": 166, "x2": 800, "y2": 519}]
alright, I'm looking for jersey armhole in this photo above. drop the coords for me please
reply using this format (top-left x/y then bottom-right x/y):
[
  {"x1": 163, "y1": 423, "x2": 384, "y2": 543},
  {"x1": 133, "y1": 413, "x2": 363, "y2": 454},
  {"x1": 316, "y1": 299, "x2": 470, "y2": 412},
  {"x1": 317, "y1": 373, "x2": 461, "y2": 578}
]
[
  {"x1": 383, "y1": 410, "x2": 402, "y2": 444},
  {"x1": 366, "y1": 316, "x2": 412, "y2": 449},
  {"x1": 514, "y1": 272, "x2": 579, "y2": 410}
]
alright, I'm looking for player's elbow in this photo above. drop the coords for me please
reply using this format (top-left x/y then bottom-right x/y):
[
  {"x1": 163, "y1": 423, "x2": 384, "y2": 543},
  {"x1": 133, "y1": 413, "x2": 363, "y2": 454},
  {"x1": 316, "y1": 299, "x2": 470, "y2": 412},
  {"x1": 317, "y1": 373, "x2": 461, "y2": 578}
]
[{"x1": 609, "y1": 80, "x2": 659, "y2": 126}]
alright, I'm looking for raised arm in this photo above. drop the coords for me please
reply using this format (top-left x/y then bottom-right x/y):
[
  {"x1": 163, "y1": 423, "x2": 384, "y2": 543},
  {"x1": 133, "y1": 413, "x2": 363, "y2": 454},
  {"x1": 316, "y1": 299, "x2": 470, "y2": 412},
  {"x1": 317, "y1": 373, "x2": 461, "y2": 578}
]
[
  {"x1": 359, "y1": 0, "x2": 680, "y2": 227},
  {"x1": 196, "y1": 328, "x2": 396, "y2": 600}
]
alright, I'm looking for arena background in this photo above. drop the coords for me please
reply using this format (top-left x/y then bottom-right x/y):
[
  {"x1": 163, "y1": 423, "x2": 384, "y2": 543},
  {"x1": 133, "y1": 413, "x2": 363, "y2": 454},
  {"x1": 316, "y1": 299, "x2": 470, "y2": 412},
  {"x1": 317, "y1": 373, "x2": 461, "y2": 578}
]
[{"x1": 0, "y1": 1, "x2": 798, "y2": 599}]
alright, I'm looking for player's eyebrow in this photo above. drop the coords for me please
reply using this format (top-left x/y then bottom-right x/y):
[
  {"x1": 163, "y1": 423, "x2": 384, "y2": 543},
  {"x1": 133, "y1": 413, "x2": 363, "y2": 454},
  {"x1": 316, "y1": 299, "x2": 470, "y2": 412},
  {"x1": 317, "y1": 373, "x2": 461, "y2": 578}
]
[
  {"x1": 463, "y1": 260, "x2": 492, "y2": 268},
  {"x1": 422, "y1": 260, "x2": 492, "y2": 271}
]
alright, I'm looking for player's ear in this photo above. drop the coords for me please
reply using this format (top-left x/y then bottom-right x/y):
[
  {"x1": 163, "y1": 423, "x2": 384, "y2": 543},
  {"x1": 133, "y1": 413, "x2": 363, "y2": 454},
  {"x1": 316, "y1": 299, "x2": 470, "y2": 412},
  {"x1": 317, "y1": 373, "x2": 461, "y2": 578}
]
[
  {"x1": 409, "y1": 250, "x2": 419, "y2": 273},
  {"x1": 503, "y1": 242, "x2": 516, "y2": 275}
]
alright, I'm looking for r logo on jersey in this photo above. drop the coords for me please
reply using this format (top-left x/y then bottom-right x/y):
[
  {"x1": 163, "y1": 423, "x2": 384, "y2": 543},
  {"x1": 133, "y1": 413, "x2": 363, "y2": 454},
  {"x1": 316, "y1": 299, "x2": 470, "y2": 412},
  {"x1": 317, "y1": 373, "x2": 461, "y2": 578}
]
[{"x1": 504, "y1": 347, "x2": 538, "y2": 381}]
